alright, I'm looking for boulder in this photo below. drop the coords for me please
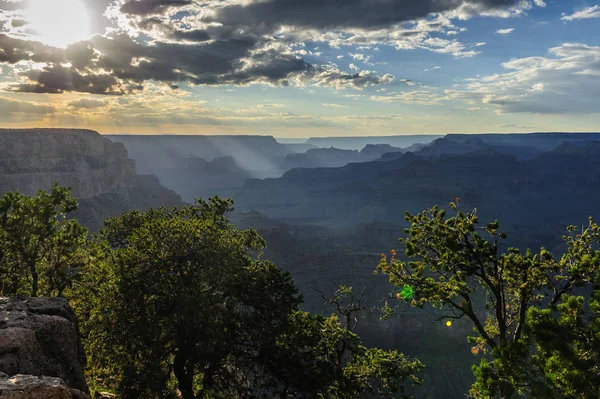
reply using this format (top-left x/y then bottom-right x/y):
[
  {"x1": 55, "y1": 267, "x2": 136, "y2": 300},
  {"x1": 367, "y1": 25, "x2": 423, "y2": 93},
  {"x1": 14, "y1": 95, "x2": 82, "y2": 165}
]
[
  {"x1": 0, "y1": 373, "x2": 89, "y2": 398},
  {"x1": 0, "y1": 297, "x2": 89, "y2": 398}
]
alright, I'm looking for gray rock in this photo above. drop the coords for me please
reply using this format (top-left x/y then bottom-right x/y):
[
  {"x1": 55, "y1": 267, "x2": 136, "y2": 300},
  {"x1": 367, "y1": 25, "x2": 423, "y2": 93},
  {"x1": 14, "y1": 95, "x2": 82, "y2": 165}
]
[
  {"x1": 0, "y1": 129, "x2": 137, "y2": 200},
  {"x1": 0, "y1": 373, "x2": 89, "y2": 398},
  {"x1": 0, "y1": 297, "x2": 89, "y2": 397}
]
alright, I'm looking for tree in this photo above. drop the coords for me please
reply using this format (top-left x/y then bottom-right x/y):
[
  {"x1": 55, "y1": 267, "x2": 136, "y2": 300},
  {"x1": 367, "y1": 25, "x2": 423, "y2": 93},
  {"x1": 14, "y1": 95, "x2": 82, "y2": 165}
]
[
  {"x1": 0, "y1": 184, "x2": 88, "y2": 297},
  {"x1": 76, "y1": 197, "x2": 423, "y2": 398},
  {"x1": 268, "y1": 309, "x2": 423, "y2": 399},
  {"x1": 525, "y1": 221, "x2": 600, "y2": 399},
  {"x1": 377, "y1": 202, "x2": 599, "y2": 398}
]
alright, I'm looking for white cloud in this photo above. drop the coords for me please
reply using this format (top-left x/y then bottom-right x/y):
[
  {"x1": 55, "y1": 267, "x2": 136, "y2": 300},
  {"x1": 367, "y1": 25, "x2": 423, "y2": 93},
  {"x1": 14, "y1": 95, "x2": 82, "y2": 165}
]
[
  {"x1": 370, "y1": 90, "x2": 444, "y2": 105},
  {"x1": 322, "y1": 103, "x2": 348, "y2": 108},
  {"x1": 451, "y1": 43, "x2": 600, "y2": 114},
  {"x1": 368, "y1": 42, "x2": 600, "y2": 115},
  {"x1": 424, "y1": 66, "x2": 442, "y2": 72},
  {"x1": 496, "y1": 28, "x2": 515, "y2": 35},
  {"x1": 257, "y1": 103, "x2": 285, "y2": 108},
  {"x1": 561, "y1": 5, "x2": 600, "y2": 21}
]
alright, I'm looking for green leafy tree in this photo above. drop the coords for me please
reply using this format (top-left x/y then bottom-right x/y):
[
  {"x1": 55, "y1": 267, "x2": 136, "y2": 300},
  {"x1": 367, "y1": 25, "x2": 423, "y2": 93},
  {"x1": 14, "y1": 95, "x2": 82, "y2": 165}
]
[
  {"x1": 76, "y1": 198, "x2": 423, "y2": 399},
  {"x1": 525, "y1": 221, "x2": 600, "y2": 399},
  {"x1": 0, "y1": 184, "x2": 88, "y2": 297},
  {"x1": 377, "y1": 202, "x2": 599, "y2": 398},
  {"x1": 269, "y1": 309, "x2": 423, "y2": 399}
]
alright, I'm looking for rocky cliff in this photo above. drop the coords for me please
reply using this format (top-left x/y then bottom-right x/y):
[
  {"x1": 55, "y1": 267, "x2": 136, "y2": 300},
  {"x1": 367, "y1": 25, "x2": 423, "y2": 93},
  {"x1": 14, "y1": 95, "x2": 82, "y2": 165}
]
[
  {"x1": 0, "y1": 297, "x2": 89, "y2": 398},
  {"x1": 0, "y1": 129, "x2": 136, "y2": 199},
  {"x1": 0, "y1": 129, "x2": 184, "y2": 230}
]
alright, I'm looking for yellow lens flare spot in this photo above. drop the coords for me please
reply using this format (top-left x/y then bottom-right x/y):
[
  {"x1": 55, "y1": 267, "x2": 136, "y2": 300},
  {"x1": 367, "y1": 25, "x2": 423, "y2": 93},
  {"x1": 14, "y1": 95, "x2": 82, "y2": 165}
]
[
  {"x1": 25, "y1": 0, "x2": 91, "y2": 48},
  {"x1": 446, "y1": 320, "x2": 452, "y2": 327}
]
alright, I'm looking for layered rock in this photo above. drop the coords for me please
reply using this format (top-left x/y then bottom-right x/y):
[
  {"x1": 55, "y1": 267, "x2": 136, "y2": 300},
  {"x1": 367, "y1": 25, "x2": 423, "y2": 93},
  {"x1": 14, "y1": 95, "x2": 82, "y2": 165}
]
[
  {"x1": 0, "y1": 129, "x2": 184, "y2": 230},
  {"x1": 0, "y1": 297, "x2": 89, "y2": 398},
  {"x1": 0, "y1": 129, "x2": 136, "y2": 199}
]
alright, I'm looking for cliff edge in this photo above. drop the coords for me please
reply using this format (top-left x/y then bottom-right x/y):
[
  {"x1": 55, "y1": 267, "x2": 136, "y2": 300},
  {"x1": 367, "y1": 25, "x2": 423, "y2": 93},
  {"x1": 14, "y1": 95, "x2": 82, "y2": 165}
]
[
  {"x1": 0, "y1": 297, "x2": 90, "y2": 398},
  {"x1": 0, "y1": 129, "x2": 184, "y2": 230}
]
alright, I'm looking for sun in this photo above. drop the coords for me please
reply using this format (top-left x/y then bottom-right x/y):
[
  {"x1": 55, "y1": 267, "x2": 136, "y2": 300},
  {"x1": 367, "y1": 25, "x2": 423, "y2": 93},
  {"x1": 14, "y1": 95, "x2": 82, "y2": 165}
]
[{"x1": 25, "y1": 0, "x2": 91, "y2": 48}]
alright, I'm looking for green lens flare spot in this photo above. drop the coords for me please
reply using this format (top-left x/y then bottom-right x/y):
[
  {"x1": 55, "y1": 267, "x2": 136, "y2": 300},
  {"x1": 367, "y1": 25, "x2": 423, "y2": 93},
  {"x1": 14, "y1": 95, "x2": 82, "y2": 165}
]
[{"x1": 399, "y1": 285, "x2": 414, "y2": 300}]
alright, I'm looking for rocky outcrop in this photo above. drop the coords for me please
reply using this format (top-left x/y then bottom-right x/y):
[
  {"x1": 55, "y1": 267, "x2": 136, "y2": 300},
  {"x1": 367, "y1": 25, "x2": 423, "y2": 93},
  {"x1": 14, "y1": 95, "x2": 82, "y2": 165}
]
[
  {"x1": 0, "y1": 129, "x2": 185, "y2": 230},
  {"x1": 0, "y1": 129, "x2": 136, "y2": 199},
  {"x1": 0, "y1": 297, "x2": 89, "y2": 398},
  {"x1": 0, "y1": 373, "x2": 88, "y2": 398}
]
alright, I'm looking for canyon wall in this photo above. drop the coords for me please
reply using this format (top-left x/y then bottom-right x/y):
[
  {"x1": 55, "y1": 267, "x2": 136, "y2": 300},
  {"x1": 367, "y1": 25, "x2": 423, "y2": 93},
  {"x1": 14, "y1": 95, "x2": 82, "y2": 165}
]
[
  {"x1": 0, "y1": 129, "x2": 184, "y2": 230},
  {"x1": 0, "y1": 129, "x2": 137, "y2": 199}
]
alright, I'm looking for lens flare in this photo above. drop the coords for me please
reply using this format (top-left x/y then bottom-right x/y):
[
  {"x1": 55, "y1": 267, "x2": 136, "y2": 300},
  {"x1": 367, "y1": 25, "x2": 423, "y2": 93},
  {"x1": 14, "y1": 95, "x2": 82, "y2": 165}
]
[{"x1": 25, "y1": 0, "x2": 91, "y2": 48}]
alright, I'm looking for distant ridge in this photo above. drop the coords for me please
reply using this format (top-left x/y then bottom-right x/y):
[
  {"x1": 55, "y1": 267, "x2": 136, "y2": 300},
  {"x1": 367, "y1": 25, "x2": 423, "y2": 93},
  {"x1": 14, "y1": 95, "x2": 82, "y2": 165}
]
[
  {"x1": 447, "y1": 132, "x2": 600, "y2": 152},
  {"x1": 306, "y1": 135, "x2": 442, "y2": 150}
]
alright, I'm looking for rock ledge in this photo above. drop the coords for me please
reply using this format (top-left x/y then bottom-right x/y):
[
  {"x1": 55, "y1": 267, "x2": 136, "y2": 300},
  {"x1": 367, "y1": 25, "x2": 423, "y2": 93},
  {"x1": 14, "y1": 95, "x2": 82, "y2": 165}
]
[{"x1": 0, "y1": 297, "x2": 90, "y2": 398}]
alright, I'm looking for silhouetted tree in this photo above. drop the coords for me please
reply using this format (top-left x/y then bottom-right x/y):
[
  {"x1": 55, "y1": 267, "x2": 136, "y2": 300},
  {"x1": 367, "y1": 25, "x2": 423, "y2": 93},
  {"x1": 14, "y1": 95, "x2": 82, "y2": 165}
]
[
  {"x1": 76, "y1": 197, "x2": 423, "y2": 398},
  {"x1": 378, "y1": 202, "x2": 600, "y2": 398}
]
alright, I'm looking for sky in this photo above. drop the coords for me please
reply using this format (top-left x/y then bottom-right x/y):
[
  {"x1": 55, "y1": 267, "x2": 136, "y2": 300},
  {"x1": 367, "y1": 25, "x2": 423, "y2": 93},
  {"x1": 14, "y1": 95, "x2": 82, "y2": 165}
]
[{"x1": 0, "y1": 0, "x2": 598, "y2": 137}]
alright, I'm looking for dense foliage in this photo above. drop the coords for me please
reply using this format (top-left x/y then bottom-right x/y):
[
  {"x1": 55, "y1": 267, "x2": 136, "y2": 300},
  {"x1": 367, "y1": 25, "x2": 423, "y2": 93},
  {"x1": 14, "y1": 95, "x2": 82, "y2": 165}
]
[
  {"x1": 378, "y1": 201, "x2": 600, "y2": 398},
  {"x1": 71, "y1": 196, "x2": 422, "y2": 398},
  {"x1": 4, "y1": 185, "x2": 600, "y2": 398},
  {"x1": 0, "y1": 184, "x2": 88, "y2": 297}
]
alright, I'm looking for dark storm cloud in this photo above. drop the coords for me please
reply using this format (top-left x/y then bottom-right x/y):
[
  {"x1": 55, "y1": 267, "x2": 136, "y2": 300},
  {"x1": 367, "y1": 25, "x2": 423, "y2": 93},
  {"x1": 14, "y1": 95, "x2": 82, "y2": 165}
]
[
  {"x1": 0, "y1": 0, "x2": 537, "y2": 94},
  {"x1": 91, "y1": 34, "x2": 257, "y2": 84},
  {"x1": 120, "y1": 0, "x2": 192, "y2": 16},
  {"x1": 1, "y1": 30, "x2": 315, "y2": 93},
  {"x1": 0, "y1": 34, "x2": 65, "y2": 64},
  {"x1": 136, "y1": 17, "x2": 210, "y2": 42},
  {"x1": 0, "y1": 35, "x2": 94, "y2": 67},
  {"x1": 206, "y1": 0, "x2": 521, "y2": 30},
  {"x1": 13, "y1": 64, "x2": 123, "y2": 94},
  {"x1": 171, "y1": 29, "x2": 210, "y2": 42}
]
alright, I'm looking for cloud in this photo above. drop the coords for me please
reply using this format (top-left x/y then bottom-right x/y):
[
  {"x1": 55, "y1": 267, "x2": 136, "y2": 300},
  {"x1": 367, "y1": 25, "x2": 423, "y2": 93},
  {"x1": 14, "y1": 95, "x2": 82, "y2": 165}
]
[
  {"x1": 561, "y1": 5, "x2": 600, "y2": 21},
  {"x1": 424, "y1": 65, "x2": 442, "y2": 71},
  {"x1": 256, "y1": 103, "x2": 284, "y2": 108},
  {"x1": 68, "y1": 98, "x2": 109, "y2": 109},
  {"x1": 206, "y1": 0, "x2": 539, "y2": 31},
  {"x1": 322, "y1": 103, "x2": 348, "y2": 108},
  {"x1": 448, "y1": 43, "x2": 600, "y2": 114},
  {"x1": 119, "y1": 0, "x2": 192, "y2": 16},
  {"x1": 0, "y1": 0, "x2": 545, "y2": 96},
  {"x1": 0, "y1": 96, "x2": 55, "y2": 117},
  {"x1": 496, "y1": 28, "x2": 514, "y2": 35},
  {"x1": 370, "y1": 90, "x2": 444, "y2": 105},
  {"x1": 11, "y1": 64, "x2": 124, "y2": 95},
  {"x1": 368, "y1": 42, "x2": 600, "y2": 115}
]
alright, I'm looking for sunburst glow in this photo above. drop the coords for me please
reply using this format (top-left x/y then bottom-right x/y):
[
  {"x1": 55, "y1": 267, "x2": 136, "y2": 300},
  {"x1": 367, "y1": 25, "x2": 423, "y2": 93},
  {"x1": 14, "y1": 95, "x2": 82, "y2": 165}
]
[{"x1": 25, "y1": 0, "x2": 91, "y2": 48}]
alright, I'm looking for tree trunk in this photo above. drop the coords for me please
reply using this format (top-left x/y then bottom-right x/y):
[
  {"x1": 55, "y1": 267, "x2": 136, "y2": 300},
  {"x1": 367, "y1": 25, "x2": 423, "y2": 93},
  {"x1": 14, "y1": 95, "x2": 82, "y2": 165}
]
[
  {"x1": 29, "y1": 262, "x2": 38, "y2": 297},
  {"x1": 174, "y1": 351, "x2": 195, "y2": 399},
  {"x1": 198, "y1": 364, "x2": 215, "y2": 399}
]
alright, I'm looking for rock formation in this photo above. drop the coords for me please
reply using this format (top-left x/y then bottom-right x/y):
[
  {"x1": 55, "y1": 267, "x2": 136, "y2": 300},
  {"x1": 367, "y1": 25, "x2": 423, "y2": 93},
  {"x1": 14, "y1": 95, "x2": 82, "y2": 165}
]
[
  {"x1": 305, "y1": 134, "x2": 441, "y2": 151},
  {"x1": 0, "y1": 129, "x2": 184, "y2": 230},
  {"x1": 0, "y1": 129, "x2": 136, "y2": 199},
  {"x1": 0, "y1": 297, "x2": 89, "y2": 398}
]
